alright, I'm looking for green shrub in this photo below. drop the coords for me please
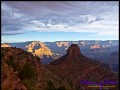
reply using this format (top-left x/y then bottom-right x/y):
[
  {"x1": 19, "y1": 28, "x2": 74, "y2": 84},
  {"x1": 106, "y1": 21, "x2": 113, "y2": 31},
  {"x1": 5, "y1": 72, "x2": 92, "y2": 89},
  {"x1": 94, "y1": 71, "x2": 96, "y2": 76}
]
[
  {"x1": 45, "y1": 81, "x2": 67, "y2": 90},
  {"x1": 6, "y1": 59, "x2": 14, "y2": 66},
  {"x1": 1, "y1": 50, "x2": 5, "y2": 58},
  {"x1": 19, "y1": 62, "x2": 36, "y2": 80},
  {"x1": 21, "y1": 79, "x2": 38, "y2": 90},
  {"x1": 57, "y1": 86, "x2": 66, "y2": 90},
  {"x1": 45, "y1": 81, "x2": 56, "y2": 90},
  {"x1": 22, "y1": 79, "x2": 31, "y2": 88},
  {"x1": 6, "y1": 59, "x2": 20, "y2": 72}
]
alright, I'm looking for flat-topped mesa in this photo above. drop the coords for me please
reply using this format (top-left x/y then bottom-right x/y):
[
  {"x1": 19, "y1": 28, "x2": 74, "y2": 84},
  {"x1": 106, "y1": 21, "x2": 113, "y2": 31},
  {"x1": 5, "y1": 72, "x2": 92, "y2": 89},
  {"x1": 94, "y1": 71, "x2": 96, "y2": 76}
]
[{"x1": 67, "y1": 44, "x2": 81, "y2": 57}]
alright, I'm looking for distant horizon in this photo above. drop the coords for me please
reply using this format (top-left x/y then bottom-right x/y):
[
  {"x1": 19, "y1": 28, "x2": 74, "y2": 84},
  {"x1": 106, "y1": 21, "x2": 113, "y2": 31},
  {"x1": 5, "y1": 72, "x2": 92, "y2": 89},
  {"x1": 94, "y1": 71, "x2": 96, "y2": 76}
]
[{"x1": 2, "y1": 40, "x2": 119, "y2": 43}]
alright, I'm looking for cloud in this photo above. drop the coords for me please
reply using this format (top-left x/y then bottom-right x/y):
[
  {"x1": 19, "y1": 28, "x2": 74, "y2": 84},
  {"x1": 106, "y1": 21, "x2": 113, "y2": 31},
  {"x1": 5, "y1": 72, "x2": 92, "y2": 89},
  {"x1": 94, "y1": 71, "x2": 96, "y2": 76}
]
[
  {"x1": 2, "y1": 32, "x2": 25, "y2": 35},
  {"x1": 1, "y1": 1, "x2": 119, "y2": 36}
]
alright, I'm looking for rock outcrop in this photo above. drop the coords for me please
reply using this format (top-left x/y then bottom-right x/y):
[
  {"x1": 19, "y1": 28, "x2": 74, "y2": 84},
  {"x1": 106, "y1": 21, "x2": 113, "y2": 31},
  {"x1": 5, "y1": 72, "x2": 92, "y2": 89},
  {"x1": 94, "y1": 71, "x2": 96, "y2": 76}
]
[
  {"x1": 56, "y1": 41, "x2": 68, "y2": 47},
  {"x1": 1, "y1": 44, "x2": 11, "y2": 47},
  {"x1": 67, "y1": 44, "x2": 81, "y2": 57},
  {"x1": 50, "y1": 44, "x2": 118, "y2": 90},
  {"x1": 25, "y1": 41, "x2": 52, "y2": 58},
  {"x1": 1, "y1": 63, "x2": 27, "y2": 90}
]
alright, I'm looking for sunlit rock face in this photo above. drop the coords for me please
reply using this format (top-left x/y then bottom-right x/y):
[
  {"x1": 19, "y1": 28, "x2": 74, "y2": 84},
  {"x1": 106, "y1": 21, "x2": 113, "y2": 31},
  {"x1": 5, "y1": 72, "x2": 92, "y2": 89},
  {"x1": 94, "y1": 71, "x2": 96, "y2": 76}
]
[
  {"x1": 25, "y1": 41, "x2": 52, "y2": 58},
  {"x1": 1, "y1": 44, "x2": 11, "y2": 47}
]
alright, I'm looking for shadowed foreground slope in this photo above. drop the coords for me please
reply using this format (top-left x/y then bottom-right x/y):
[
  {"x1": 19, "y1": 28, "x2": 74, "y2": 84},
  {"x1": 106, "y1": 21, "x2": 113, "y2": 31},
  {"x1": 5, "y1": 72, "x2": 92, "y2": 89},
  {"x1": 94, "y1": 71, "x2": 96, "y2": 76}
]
[
  {"x1": 1, "y1": 47, "x2": 70, "y2": 90},
  {"x1": 1, "y1": 45, "x2": 119, "y2": 90},
  {"x1": 49, "y1": 44, "x2": 119, "y2": 90}
]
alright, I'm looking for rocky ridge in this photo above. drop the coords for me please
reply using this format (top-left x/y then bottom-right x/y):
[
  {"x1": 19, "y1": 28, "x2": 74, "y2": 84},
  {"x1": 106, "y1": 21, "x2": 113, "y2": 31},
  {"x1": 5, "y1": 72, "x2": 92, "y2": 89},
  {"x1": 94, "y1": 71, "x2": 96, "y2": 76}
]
[{"x1": 50, "y1": 44, "x2": 118, "y2": 89}]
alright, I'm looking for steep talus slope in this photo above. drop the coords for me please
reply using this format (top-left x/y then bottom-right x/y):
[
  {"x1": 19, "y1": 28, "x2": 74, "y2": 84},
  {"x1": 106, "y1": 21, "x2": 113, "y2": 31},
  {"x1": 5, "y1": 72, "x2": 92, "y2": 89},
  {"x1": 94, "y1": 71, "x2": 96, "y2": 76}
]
[
  {"x1": 1, "y1": 47, "x2": 71, "y2": 90},
  {"x1": 1, "y1": 47, "x2": 41, "y2": 90},
  {"x1": 1, "y1": 63, "x2": 27, "y2": 90}
]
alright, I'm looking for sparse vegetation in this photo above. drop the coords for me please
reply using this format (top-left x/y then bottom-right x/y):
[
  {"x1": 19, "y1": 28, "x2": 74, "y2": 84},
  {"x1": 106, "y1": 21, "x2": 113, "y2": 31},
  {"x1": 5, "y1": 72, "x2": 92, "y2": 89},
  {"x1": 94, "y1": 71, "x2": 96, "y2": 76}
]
[
  {"x1": 21, "y1": 79, "x2": 38, "y2": 90},
  {"x1": 1, "y1": 46, "x2": 118, "y2": 90},
  {"x1": 45, "y1": 81, "x2": 56, "y2": 90},
  {"x1": 19, "y1": 62, "x2": 36, "y2": 80},
  {"x1": 45, "y1": 81, "x2": 67, "y2": 90},
  {"x1": 6, "y1": 59, "x2": 20, "y2": 72},
  {"x1": 56, "y1": 86, "x2": 66, "y2": 90}
]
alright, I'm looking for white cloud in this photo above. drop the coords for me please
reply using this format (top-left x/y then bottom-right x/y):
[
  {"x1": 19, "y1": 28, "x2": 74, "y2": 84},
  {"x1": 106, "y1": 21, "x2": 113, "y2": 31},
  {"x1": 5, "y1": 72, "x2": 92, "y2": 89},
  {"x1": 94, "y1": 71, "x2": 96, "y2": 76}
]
[{"x1": 1, "y1": 1, "x2": 119, "y2": 37}]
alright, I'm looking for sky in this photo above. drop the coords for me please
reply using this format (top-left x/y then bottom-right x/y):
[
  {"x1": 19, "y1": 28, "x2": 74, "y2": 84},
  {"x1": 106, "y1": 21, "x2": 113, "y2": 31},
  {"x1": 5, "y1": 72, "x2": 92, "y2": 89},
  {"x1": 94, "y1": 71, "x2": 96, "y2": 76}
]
[{"x1": 1, "y1": 1, "x2": 119, "y2": 42}]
